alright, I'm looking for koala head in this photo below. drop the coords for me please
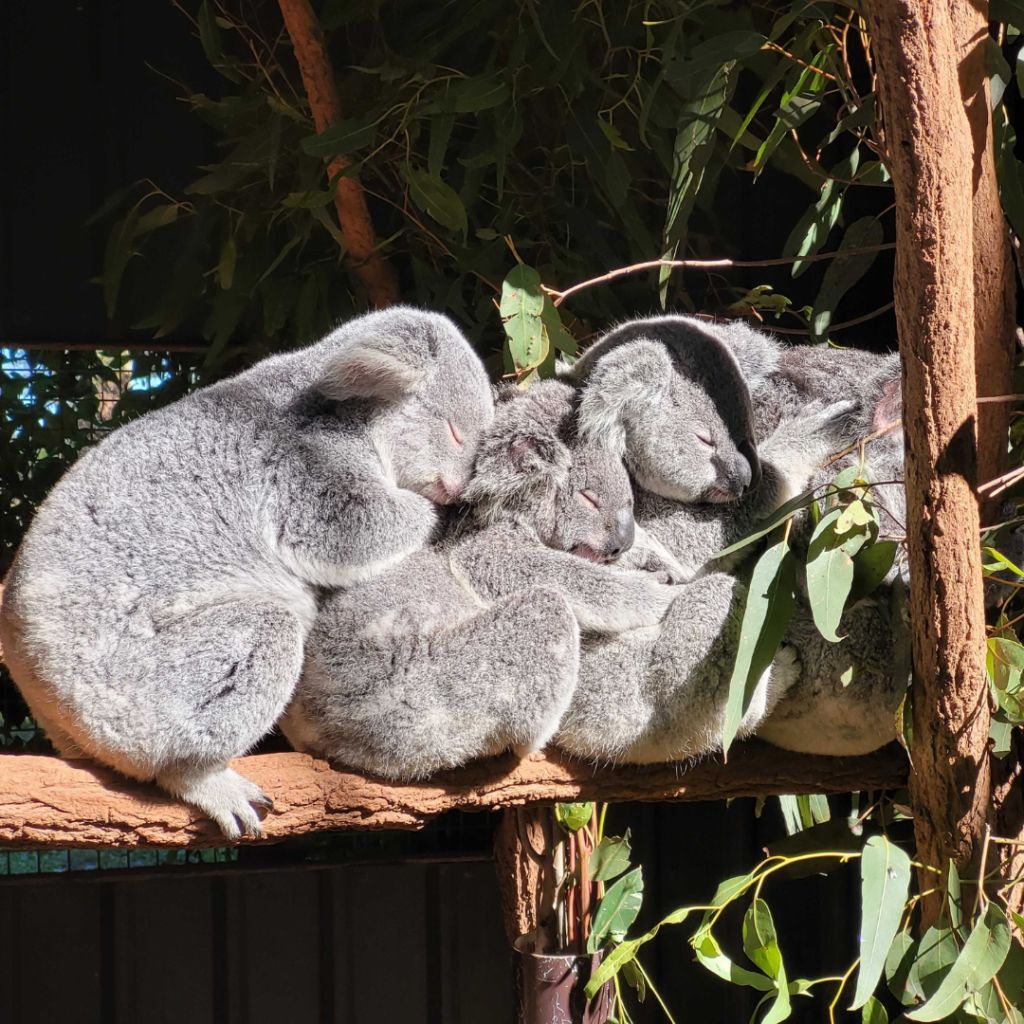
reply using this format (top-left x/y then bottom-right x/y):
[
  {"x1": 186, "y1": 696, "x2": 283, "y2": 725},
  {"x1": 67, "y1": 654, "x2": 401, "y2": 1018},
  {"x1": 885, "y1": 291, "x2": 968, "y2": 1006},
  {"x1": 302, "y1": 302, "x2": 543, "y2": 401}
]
[
  {"x1": 316, "y1": 307, "x2": 494, "y2": 504},
  {"x1": 464, "y1": 381, "x2": 636, "y2": 561},
  {"x1": 562, "y1": 316, "x2": 761, "y2": 504}
]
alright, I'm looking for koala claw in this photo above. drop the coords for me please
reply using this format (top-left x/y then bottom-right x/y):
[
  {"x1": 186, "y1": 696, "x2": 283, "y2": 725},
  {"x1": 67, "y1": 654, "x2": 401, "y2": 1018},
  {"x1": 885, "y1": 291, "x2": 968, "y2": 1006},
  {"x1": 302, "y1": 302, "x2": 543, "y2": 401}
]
[{"x1": 158, "y1": 765, "x2": 273, "y2": 841}]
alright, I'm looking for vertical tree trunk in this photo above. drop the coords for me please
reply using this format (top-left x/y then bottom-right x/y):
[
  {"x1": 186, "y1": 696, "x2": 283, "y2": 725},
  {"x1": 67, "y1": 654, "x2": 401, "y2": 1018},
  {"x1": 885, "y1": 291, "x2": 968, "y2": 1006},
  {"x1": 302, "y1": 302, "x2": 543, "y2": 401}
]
[
  {"x1": 952, "y1": 1, "x2": 1016, "y2": 503},
  {"x1": 864, "y1": 0, "x2": 991, "y2": 925},
  {"x1": 277, "y1": 0, "x2": 400, "y2": 309}
]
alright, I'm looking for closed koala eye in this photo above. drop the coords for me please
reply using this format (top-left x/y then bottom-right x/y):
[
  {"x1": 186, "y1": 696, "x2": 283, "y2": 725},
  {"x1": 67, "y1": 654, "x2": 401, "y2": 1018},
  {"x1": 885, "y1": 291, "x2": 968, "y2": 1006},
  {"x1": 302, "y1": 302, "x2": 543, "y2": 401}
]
[
  {"x1": 448, "y1": 420, "x2": 465, "y2": 447},
  {"x1": 579, "y1": 489, "x2": 601, "y2": 510},
  {"x1": 695, "y1": 431, "x2": 714, "y2": 449}
]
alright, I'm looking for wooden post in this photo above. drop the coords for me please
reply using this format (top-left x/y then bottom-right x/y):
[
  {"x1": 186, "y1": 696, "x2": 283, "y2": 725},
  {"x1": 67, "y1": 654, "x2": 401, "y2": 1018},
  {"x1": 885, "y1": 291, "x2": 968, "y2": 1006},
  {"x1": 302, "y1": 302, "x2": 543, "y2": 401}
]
[{"x1": 864, "y1": 0, "x2": 992, "y2": 924}]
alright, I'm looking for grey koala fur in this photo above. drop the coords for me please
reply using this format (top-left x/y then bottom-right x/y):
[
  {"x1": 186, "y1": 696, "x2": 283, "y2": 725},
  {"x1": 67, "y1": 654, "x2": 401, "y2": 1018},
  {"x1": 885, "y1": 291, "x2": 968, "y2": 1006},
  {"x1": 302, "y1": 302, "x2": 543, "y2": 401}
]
[
  {"x1": 280, "y1": 380, "x2": 678, "y2": 780},
  {"x1": 0, "y1": 307, "x2": 496, "y2": 837},
  {"x1": 563, "y1": 316, "x2": 864, "y2": 580},
  {"x1": 559, "y1": 315, "x2": 905, "y2": 761},
  {"x1": 555, "y1": 572, "x2": 801, "y2": 764}
]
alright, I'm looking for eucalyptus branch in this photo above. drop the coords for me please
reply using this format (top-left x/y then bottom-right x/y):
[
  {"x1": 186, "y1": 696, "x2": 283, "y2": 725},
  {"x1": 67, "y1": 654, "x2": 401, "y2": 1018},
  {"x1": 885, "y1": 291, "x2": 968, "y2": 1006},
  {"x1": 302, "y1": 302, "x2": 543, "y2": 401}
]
[
  {"x1": 546, "y1": 245, "x2": 896, "y2": 307},
  {"x1": 276, "y1": 0, "x2": 399, "y2": 308}
]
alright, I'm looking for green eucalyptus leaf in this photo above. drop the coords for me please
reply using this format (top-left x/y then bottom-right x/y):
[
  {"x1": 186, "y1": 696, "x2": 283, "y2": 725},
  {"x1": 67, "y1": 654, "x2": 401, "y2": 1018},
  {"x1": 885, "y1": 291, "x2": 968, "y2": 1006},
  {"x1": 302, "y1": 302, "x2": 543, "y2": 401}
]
[
  {"x1": 743, "y1": 898, "x2": 783, "y2": 979},
  {"x1": 301, "y1": 114, "x2": 380, "y2": 158},
  {"x1": 694, "y1": 932, "x2": 774, "y2": 992},
  {"x1": 590, "y1": 831, "x2": 632, "y2": 883},
  {"x1": 851, "y1": 835, "x2": 912, "y2": 1010},
  {"x1": 850, "y1": 541, "x2": 898, "y2": 602},
  {"x1": 906, "y1": 904, "x2": 1012, "y2": 1021},
  {"x1": 588, "y1": 867, "x2": 644, "y2": 953},
  {"x1": 554, "y1": 802, "x2": 593, "y2": 833},
  {"x1": 806, "y1": 508, "x2": 859, "y2": 642},
  {"x1": 810, "y1": 217, "x2": 884, "y2": 342},
  {"x1": 405, "y1": 167, "x2": 468, "y2": 235},
  {"x1": 500, "y1": 264, "x2": 547, "y2": 372},
  {"x1": 722, "y1": 538, "x2": 797, "y2": 753}
]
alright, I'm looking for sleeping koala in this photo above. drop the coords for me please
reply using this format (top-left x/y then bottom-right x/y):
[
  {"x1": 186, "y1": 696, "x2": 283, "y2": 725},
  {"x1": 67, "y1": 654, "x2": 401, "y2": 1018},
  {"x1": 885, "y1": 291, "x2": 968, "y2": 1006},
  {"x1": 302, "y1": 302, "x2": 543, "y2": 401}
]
[
  {"x1": 280, "y1": 381, "x2": 677, "y2": 780},
  {"x1": 0, "y1": 307, "x2": 494, "y2": 837},
  {"x1": 557, "y1": 315, "x2": 905, "y2": 762},
  {"x1": 562, "y1": 316, "x2": 861, "y2": 580}
]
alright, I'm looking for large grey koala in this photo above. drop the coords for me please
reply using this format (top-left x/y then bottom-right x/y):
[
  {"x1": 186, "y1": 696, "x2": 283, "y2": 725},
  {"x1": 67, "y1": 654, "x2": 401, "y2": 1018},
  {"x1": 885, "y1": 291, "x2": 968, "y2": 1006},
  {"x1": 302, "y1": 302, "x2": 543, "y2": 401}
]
[
  {"x1": 0, "y1": 307, "x2": 495, "y2": 836},
  {"x1": 556, "y1": 315, "x2": 906, "y2": 763},
  {"x1": 280, "y1": 381, "x2": 678, "y2": 779}
]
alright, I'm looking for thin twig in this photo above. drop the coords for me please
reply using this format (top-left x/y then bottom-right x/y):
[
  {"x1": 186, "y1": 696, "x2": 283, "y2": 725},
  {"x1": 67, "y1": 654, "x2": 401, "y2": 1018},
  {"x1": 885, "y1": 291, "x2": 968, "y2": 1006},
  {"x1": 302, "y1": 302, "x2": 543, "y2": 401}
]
[
  {"x1": 546, "y1": 246, "x2": 896, "y2": 306},
  {"x1": 822, "y1": 419, "x2": 902, "y2": 468},
  {"x1": 765, "y1": 301, "x2": 895, "y2": 336}
]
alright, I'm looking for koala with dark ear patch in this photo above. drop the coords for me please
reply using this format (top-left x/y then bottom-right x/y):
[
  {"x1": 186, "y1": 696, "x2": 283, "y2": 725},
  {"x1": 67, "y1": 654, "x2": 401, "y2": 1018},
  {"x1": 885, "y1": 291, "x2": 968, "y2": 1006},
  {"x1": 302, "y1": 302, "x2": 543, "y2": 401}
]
[
  {"x1": 0, "y1": 307, "x2": 494, "y2": 838},
  {"x1": 281, "y1": 381, "x2": 677, "y2": 780},
  {"x1": 563, "y1": 316, "x2": 859, "y2": 580}
]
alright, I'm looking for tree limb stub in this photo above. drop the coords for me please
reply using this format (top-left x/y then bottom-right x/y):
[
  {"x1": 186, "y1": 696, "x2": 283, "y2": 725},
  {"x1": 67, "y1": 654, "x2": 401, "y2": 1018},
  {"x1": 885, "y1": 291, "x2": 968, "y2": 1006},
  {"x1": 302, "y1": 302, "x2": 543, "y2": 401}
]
[
  {"x1": 0, "y1": 746, "x2": 907, "y2": 850},
  {"x1": 864, "y1": 0, "x2": 991, "y2": 916},
  {"x1": 276, "y1": 0, "x2": 399, "y2": 308}
]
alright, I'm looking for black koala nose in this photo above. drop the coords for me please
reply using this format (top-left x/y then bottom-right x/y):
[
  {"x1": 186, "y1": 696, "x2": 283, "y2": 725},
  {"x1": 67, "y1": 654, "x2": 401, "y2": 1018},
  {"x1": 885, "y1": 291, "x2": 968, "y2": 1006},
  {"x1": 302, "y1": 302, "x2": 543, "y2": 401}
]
[
  {"x1": 738, "y1": 439, "x2": 761, "y2": 491},
  {"x1": 604, "y1": 507, "x2": 635, "y2": 559}
]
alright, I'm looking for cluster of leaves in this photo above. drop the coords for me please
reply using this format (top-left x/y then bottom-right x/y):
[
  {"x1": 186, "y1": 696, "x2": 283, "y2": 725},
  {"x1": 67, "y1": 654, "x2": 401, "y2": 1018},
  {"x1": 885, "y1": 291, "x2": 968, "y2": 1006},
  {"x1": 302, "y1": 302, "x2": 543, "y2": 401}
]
[
  {"x1": 584, "y1": 829, "x2": 1024, "y2": 1024},
  {"x1": 104, "y1": 0, "x2": 900, "y2": 376}
]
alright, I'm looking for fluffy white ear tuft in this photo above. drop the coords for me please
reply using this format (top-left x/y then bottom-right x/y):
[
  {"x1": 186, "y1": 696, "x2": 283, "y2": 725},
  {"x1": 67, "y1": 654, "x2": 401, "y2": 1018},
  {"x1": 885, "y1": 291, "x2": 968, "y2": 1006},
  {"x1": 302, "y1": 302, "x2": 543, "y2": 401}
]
[
  {"x1": 318, "y1": 344, "x2": 425, "y2": 402},
  {"x1": 574, "y1": 341, "x2": 671, "y2": 452}
]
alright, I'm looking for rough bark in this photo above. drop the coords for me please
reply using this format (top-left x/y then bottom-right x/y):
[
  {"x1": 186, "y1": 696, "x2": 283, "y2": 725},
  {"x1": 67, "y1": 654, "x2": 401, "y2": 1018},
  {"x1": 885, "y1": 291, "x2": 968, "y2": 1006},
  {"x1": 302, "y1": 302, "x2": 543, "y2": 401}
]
[
  {"x1": 864, "y1": 0, "x2": 992, "y2": 923},
  {"x1": 0, "y1": 746, "x2": 906, "y2": 849},
  {"x1": 276, "y1": 0, "x2": 399, "y2": 308},
  {"x1": 952, "y1": 0, "x2": 1016, "y2": 504},
  {"x1": 494, "y1": 807, "x2": 554, "y2": 943}
]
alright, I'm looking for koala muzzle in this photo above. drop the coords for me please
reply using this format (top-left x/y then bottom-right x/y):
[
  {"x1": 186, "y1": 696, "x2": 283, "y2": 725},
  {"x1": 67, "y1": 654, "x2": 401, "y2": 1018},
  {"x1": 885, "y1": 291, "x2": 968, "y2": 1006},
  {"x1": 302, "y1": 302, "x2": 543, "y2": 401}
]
[{"x1": 603, "y1": 507, "x2": 636, "y2": 559}]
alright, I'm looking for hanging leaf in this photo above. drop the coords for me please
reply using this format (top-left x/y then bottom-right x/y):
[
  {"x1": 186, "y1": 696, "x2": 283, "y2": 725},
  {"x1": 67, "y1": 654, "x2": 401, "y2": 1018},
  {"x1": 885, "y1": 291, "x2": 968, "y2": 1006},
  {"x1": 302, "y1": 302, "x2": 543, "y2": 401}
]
[
  {"x1": 301, "y1": 114, "x2": 381, "y2": 158},
  {"x1": 217, "y1": 238, "x2": 237, "y2": 291},
  {"x1": 806, "y1": 507, "x2": 867, "y2": 642},
  {"x1": 590, "y1": 831, "x2": 632, "y2": 883},
  {"x1": 500, "y1": 264, "x2": 547, "y2": 373},
  {"x1": 851, "y1": 835, "x2": 912, "y2": 1010},
  {"x1": 905, "y1": 904, "x2": 1012, "y2": 1021},
  {"x1": 743, "y1": 899, "x2": 792, "y2": 1023},
  {"x1": 722, "y1": 538, "x2": 797, "y2": 753},
  {"x1": 405, "y1": 167, "x2": 468, "y2": 235},
  {"x1": 850, "y1": 540, "x2": 898, "y2": 602},
  {"x1": 861, "y1": 996, "x2": 888, "y2": 1024},
  {"x1": 587, "y1": 867, "x2": 644, "y2": 952},
  {"x1": 694, "y1": 932, "x2": 775, "y2": 991},
  {"x1": 554, "y1": 802, "x2": 593, "y2": 833},
  {"x1": 810, "y1": 217, "x2": 885, "y2": 342}
]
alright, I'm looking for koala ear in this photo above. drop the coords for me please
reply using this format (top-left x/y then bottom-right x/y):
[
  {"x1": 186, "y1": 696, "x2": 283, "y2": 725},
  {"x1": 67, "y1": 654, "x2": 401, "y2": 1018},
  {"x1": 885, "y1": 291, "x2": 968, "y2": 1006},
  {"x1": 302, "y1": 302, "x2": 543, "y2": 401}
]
[
  {"x1": 317, "y1": 340, "x2": 425, "y2": 402},
  {"x1": 509, "y1": 430, "x2": 564, "y2": 477},
  {"x1": 574, "y1": 341, "x2": 672, "y2": 453}
]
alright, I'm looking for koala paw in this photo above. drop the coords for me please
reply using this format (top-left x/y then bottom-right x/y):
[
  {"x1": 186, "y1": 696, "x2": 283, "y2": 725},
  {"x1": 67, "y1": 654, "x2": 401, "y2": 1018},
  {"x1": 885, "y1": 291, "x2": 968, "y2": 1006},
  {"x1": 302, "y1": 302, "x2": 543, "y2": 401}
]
[
  {"x1": 771, "y1": 643, "x2": 802, "y2": 697},
  {"x1": 158, "y1": 765, "x2": 274, "y2": 840}
]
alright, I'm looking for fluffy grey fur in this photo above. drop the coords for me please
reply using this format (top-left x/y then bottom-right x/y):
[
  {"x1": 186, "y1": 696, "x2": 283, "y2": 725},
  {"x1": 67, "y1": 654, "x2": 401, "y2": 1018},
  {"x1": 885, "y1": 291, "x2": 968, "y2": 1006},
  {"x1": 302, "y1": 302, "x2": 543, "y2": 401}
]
[
  {"x1": 280, "y1": 381, "x2": 677, "y2": 780},
  {"x1": 555, "y1": 572, "x2": 800, "y2": 764},
  {"x1": 0, "y1": 307, "x2": 495, "y2": 836},
  {"x1": 559, "y1": 315, "x2": 906, "y2": 762}
]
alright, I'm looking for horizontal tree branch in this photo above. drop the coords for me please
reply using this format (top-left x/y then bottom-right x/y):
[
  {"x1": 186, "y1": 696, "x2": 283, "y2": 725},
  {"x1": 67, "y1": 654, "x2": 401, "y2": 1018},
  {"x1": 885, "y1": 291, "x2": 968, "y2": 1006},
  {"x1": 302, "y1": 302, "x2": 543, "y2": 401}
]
[{"x1": 0, "y1": 745, "x2": 907, "y2": 849}]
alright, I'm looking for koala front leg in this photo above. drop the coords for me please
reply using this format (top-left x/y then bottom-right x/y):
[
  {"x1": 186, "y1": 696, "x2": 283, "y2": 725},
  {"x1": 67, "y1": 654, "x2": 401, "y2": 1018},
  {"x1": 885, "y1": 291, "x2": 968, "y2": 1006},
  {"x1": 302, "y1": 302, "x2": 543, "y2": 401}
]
[
  {"x1": 283, "y1": 586, "x2": 580, "y2": 778},
  {"x1": 274, "y1": 473, "x2": 439, "y2": 588},
  {"x1": 452, "y1": 525, "x2": 677, "y2": 633}
]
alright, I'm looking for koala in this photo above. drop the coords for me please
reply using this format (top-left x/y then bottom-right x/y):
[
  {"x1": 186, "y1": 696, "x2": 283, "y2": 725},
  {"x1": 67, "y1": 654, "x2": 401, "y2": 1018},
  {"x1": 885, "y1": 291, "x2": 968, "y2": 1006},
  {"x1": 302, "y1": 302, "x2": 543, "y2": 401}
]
[
  {"x1": 557, "y1": 315, "x2": 905, "y2": 763},
  {"x1": 0, "y1": 307, "x2": 495, "y2": 837},
  {"x1": 280, "y1": 381, "x2": 677, "y2": 780},
  {"x1": 562, "y1": 316, "x2": 862, "y2": 580},
  {"x1": 555, "y1": 572, "x2": 801, "y2": 765}
]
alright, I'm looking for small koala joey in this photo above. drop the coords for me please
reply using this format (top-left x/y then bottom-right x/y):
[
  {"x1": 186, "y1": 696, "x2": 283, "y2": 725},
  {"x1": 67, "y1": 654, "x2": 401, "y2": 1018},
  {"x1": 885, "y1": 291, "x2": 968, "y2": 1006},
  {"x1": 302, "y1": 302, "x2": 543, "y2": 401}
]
[
  {"x1": 280, "y1": 380, "x2": 678, "y2": 781},
  {"x1": 555, "y1": 571, "x2": 801, "y2": 765},
  {"x1": 563, "y1": 315, "x2": 860, "y2": 580},
  {"x1": 0, "y1": 307, "x2": 495, "y2": 838}
]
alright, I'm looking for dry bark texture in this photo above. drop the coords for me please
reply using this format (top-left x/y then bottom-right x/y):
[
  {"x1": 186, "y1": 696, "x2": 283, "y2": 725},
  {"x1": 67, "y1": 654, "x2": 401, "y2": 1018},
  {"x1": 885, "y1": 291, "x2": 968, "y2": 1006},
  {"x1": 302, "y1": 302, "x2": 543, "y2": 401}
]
[
  {"x1": 0, "y1": 746, "x2": 906, "y2": 850},
  {"x1": 494, "y1": 807, "x2": 554, "y2": 943},
  {"x1": 952, "y1": 0, "x2": 1016, "y2": 500},
  {"x1": 864, "y1": 0, "x2": 992, "y2": 918},
  {"x1": 276, "y1": 0, "x2": 399, "y2": 308}
]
